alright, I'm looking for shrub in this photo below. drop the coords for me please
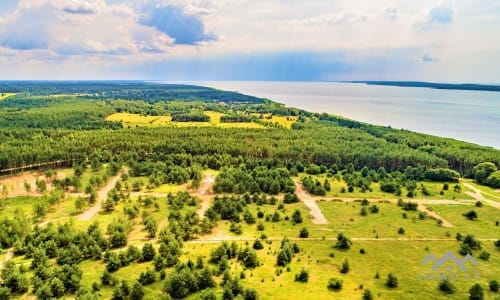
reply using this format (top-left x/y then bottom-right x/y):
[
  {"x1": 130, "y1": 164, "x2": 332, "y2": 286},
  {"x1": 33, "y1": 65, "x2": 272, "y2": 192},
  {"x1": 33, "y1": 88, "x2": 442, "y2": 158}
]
[
  {"x1": 299, "y1": 228, "x2": 309, "y2": 238},
  {"x1": 362, "y1": 289, "x2": 373, "y2": 300},
  {"x1": 489, "y1": 280, "x2": 499, "y2": 292},
  {"x1": 340, "y1": 259, "x2": 349, "y2": 274},
  {"x1": 294, "y1": 269, "x2": 309, "y2": 283},
  {"x1": 479, "y1": 251, "x2": 490, "y2": 260},
  {"x1": 398, "y1": 227, "x2": 405, "y2": 234},
  {"x1": 438, "y1": 279, "x2": 456, "y2": 294},
  {"x1": 327, "y1": 278, "x2": 343, "y2": 291},
  {"x1": 386, "y1": 273, "x2": 398, "y2": 288},
  {"x1": 469, "y1": 283, "x2": 484, "y2": 300},
  {"x1": 463, "y1": 210, "x2": 478, "y2": 220}
]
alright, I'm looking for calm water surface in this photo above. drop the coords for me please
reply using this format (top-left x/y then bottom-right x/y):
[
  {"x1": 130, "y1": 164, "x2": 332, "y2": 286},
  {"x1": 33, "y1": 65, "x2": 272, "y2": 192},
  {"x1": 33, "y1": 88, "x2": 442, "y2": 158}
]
[{"x1": 184, "y1": 81, "x2": 499, "y2": 149}]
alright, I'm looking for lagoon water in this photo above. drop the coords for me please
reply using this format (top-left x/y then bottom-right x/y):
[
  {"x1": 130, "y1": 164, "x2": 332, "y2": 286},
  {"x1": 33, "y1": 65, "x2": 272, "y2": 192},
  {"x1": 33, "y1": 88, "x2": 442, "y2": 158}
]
[{"x1": 187, "y1": 81, "x2": 499, "y2": 149}]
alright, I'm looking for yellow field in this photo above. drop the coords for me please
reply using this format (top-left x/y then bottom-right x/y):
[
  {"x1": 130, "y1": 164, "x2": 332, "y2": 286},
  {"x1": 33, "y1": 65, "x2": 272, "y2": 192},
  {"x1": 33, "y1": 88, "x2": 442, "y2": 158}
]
[
  {"x1": 0, "y1": 93, "x2": 16, "y2": 100},
  {"x1": 106, "y1": 111, "x2": 264, "y2": 129},
  {"x1": 106, "y1": 113, "x2": 172, "y2": 127},
  {"x1": 254, "y1": 113, "x2": 297, "y2": 128}
]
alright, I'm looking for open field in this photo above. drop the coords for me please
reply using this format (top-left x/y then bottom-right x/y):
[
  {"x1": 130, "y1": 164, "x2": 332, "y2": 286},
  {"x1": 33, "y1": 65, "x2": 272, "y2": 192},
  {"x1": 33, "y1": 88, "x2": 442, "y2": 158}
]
[
  {"x1": 0, "y1": 93, "x2": 16, "y2": 100},
  {"x1": 106, "y1": 111, "x2": 264, "y2": 129},
  {"x1": 300, "y1": 174, "x2": 474, "y2": 201}
]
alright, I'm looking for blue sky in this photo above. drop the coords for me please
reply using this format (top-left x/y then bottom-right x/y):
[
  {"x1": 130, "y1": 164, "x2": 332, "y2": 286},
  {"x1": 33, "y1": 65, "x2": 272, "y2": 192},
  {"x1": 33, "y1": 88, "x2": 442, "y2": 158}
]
[{"x1": 0, "y1": 0, "x2": 499, "y2": 82}]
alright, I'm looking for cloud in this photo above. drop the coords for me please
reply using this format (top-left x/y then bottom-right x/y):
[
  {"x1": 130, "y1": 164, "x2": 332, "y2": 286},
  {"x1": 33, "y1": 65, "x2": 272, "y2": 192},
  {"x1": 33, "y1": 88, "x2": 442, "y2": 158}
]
[
  {"x1": 62, "y1": 1, "x2": 101, "y2": 15},
  {"x1": 428, "y1": 5, "x2": 453, "y2": 24},
  {"x1": 0, "y1": 0, "x2": 174, "y2": 54},
  {"x1": 285, "y1": 11, "x2": 367, "y2": 27},
  {"x1": 415, "y1": 2, "x2": 453, "y2": 29},
  {"x1": 421, "y1": 53, "x2": 439, "y2": 62},
  {"x1": 382, "y1": 7, "x2": 398, "y2": 20},
  {"x1": 140, "y1": 5, "x2": 216, "y2": 45}
]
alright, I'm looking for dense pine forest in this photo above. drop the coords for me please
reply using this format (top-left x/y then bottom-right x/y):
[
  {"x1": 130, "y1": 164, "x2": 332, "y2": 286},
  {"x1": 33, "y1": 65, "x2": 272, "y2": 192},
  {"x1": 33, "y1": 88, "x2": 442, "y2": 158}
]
[{"x1": 0, "y1": 81, "x2": 498, "y2": 179}]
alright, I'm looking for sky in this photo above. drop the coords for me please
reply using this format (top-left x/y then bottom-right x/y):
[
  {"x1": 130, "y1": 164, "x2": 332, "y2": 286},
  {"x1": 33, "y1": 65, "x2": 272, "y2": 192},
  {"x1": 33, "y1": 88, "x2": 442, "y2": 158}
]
[{"x1": 0, "y1": 0, "x2": 499, "y2": 81}]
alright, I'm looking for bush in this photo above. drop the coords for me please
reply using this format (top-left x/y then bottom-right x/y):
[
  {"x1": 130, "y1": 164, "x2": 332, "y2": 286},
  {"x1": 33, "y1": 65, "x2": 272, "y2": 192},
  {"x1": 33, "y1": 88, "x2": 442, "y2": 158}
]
[
  {"x1": 386, "y1": 273, "x2": 398, "y2": 288},
  {"x1": 327, "y1": 278, "x2": 343, "y2": 291},
  {"x1": 398, "y1": 227, "x2": 405, "y2": 234},
  {"x1": 299, "y1": 227, "x2": 309, "y2": 238},
  {"x1": 438, "y1": 279, "x2": 456, "y2": 294},
  {"x1": 479, "y1": 251, "x2": 490, "y2": 260},
  {"x1": 340, "y1": 259, "x2": 349, "y2": 274},
  {"x1": 489, "y1": 280, "x2": 499, "y2": 292},
  {"x1": 469, "y1": 283, "x2": 484, "y2": 300},
  {"x1": 294, "y1": 269, "x2": 309, "y2": 283},
  {"x1": 463, "y1": 210, "x2": 478, "y2": 220},
  {"x1": 253, "y1": 239, "x2": 264, "y2": 250},
  {"x1": 362, "y1": 289, "x2": 373, "y2": 300}
]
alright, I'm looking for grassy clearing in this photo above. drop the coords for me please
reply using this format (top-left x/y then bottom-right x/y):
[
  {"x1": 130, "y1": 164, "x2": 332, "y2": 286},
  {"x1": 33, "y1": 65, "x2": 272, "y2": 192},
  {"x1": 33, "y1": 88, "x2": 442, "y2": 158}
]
[
  {"x1": 0, "y1": 93, "x2": 16, "y2": 100},
  {"x1": 254, "y1": 113, "x2": 297, "y2": 128},
  {"x1": 106, "y1": 112, "x2": 172, "y2": 127},
  {"x1": 106, "y1": 112, "x2": 264, "y2": 129},
  {"x1": 303, "y1": 174, "x2": 473, "y2": 200},
  {"x1": 0, "y1": 196, "x2": 38, "y2": 219},
  {"x1": 318, "y1": 201, "x2": 451, "y2": 239},
  {"x1": 425, "y1": 204, "x2": 500, "y2": 238}
]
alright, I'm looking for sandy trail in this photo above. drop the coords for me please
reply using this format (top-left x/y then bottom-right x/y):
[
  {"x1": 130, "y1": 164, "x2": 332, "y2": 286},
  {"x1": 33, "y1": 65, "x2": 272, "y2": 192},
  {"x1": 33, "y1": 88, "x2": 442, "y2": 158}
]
[
  {"x1": 77, "y1": 169, "x2": 127, "y2": 221},
  {"x1": 417, "y1": 204, "x2": 453, "y2": 227},
  {"x1": 463, "y1": 182, "x2": 500, "y2": 209},
  {"x1": 294, "y1": 180, "x2": 328, "y2": 225},
  {"x1": 194, "y1": 173, "x2": 215, "y2": 218}
]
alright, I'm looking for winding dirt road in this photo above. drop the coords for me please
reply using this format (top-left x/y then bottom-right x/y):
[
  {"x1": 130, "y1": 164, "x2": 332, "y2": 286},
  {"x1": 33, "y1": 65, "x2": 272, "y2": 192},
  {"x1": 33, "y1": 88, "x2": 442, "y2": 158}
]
[
  {"x1": 463, "y1": 182, "x2": 500, "y2": 209},
  {"x1": 194, "y1": 172, "x2": 215, "y2": 217},
  {"x1": 77, "y1": 170, "x2": 127, "y2": 221},
  {"x1": 294, "y1": 180, "x2": 328, "y2": 225}
]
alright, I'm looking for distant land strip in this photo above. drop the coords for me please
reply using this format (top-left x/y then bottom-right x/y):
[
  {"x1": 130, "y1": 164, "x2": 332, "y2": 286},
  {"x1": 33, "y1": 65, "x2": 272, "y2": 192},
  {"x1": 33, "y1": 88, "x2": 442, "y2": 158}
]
[{"x1": 346, "y1": 81, "x2": 500, "y2": 92}]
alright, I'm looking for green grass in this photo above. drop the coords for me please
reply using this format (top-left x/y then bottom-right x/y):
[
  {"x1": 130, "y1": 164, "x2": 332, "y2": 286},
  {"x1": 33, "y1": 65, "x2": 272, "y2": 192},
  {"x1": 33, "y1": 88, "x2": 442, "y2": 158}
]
[
  {"x1": 76, "y1": 240, "x2": 500, "y2": 300},
  {"x1": 463, "y1": 179, "x2": 500, "y2": 202},
  {"x1": 303, "y1": 174, "x2": 472, "y2": 200},
  {"x1": 318, "y1": 201, "x2": 450, "y2": 239},
  {"x1": 0, "y1": 196, "x2": 38, "y2": 219},
  {"x1": 425, "y1": 204, "x2": 500, "y2": 238}
]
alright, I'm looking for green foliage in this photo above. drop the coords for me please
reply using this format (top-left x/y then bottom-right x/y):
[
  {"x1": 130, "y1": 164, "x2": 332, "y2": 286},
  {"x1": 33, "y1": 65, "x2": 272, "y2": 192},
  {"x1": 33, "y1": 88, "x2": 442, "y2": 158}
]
[
  {"x1": 469, "y1": 283, "x2": 484, "y2": 300},
  {"x1": 294, "y1": 269, "x2": 309, "y2": 283},
  {"x1": 327, "y1": 277, "x2": 343, "y2": 291},
  {"x1": 340, "y1": 259, "x2": 350, "y2": 274},
  {"x1": 463, "y1": 210, "x2": 478, "y2": 220},
  {"x1": 334, "y1": 233, "x2": 352, "y2": 251},
  {"x1": 386, "y1": 273, "x2": 399, "y2": 288},
  {"x1": 299, "y1": 227, "x2": 309, "y2": 238},
  {"x1": 489, "y1": 280, "x2": 499, "y2": 292},
  {"x1": 438, "y1": 279, "x2": 456, "y2": 294},
  {"x1": 473, "y1": 162, "x2": 497, "y2": 184}
]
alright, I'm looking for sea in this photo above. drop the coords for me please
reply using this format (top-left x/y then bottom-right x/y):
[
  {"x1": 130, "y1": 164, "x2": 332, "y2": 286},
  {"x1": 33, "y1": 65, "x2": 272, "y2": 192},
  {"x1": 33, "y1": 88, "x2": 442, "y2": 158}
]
[{"x1": 180, "y1": 81, "x2": 499, "y2": 149}]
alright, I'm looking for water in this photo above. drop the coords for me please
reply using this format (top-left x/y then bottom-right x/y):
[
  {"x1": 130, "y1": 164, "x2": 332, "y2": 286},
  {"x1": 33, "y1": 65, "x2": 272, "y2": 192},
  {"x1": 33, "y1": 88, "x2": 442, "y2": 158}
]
[{"x1": 183, "y1": 81, "x2": 499, "y2": 149}]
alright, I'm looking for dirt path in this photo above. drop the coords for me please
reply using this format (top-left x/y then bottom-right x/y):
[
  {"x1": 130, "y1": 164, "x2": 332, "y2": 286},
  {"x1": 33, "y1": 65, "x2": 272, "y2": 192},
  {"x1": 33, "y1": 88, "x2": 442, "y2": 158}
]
[
  {"x1": 294, "y1": 180, "x2": 328, "y2": 225},
  {"x1": 463, "y1": 182, "x2": 500, "y2": 209},
  {"x1": 77, "y1": 170, "x2": 126, "y2": 221},
  {"x1": 194, "y1": 173, "x2": 215, "y2": 218},
  {"x1": 417, "y1": 204, "x2": 453, "y2": 227}
]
